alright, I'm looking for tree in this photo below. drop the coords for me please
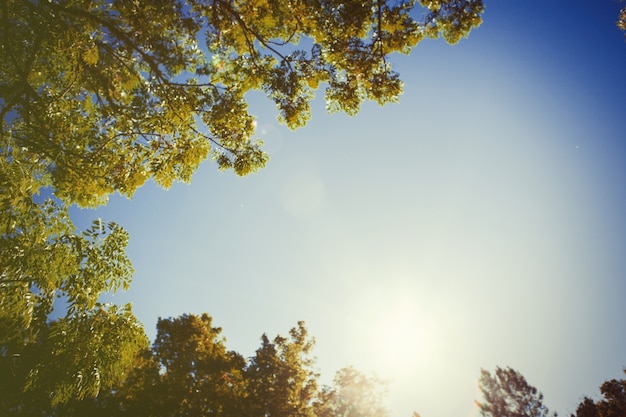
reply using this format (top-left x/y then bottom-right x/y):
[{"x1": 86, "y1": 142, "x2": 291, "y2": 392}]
[
  {"x1": 572, "y1": 370, "x2": 626, "y2": 417},
  {"x1": 52, "y1": 316, "x2": 391, "y2": 417},
  {"x1": 243, "y1": 321, "x2": 319, "y2": 417},
  {"x1": 1, "y1": 0, "x2": 485, "y2": 208},
  {"x1": 476, "y1": 367, "x2": 556, "y2": 417},
  {"x1": 53, "y1": 348, "x2": 162, "y2": 417},
  {"x1": 0, "y1": 303, "x2": 147, "y2": 416},
  {"x1": 0, "y1": 147, "x2": 147, "y2": 414},
  {"x1": 150, "y1": 313, "x2": 246, "y2": 417},
  {"x1": 53, "y1": 313, "x2": 246, "y2": 417},
  {"x1": 315, "y1": 367, "x2": 388, "y2": 417}
]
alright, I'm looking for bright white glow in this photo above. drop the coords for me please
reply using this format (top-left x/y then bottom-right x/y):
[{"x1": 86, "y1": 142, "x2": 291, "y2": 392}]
[
  {"x1": 348, "y1": 285, "x2": 439, "y2": 380},
  {"x1": 373, "y1": 296, "x2": 436, "y2": 378}
]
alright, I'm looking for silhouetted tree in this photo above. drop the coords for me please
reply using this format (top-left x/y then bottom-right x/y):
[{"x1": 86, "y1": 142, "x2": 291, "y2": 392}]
[
  {"x1": 572, "y1": 370, "x2": 626, "y2": 417},
  {"x1": 477, "y1": 367, "x2": 556, "y2": 417}
]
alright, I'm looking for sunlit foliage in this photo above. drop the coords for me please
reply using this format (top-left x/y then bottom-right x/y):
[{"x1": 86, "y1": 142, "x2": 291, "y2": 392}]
[
  {"x1": 150, "y1": 314, "x2": 246, "y2": 417},
  {"x1": 618, "y1": 6, "x2": 626, "y2": 34},
  {"x1": 0, "y1": 145, "x2": 147, "y2": 413},
  {"x1": 315, "y1": 366, "x2": 389, "y2": 417},
  {"x1": 244, "y1": 321, "x2": 319, "y2": 417},
  {"x1": 51, "y1": 315, "x2": 387, "y2": 417},
  {"x1": 1, "y1": 0, "x2": 484, "y2": 207}
]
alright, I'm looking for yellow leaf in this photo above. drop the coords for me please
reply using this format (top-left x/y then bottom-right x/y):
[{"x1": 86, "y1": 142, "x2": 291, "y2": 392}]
[{"x1": 83, "y1": 45, "x2": 99, "y2": 66}]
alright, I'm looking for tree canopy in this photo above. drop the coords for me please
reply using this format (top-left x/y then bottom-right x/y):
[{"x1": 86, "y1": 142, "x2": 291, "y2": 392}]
[
  {"x1": 1, "y1": 0, "x2": 485, "y2": 207},
  {"x1": 477, "y1": 367, "x2": 556, "y2": 417},
  {"x1": 572, "y1": 370, "x2": 626, "y2": 417},
  {"x1": 244, "y1": 321, "x2": 319, "y2": 417},
  {"x1": 29, "y1": 315, "x2": 388, "y2": 417},
  {"x1": 0, "y1": 150, "x2": 146, "y2": 412},
  {"x1": 475, "y1": 367, "x2": 626, "y2": 417}
]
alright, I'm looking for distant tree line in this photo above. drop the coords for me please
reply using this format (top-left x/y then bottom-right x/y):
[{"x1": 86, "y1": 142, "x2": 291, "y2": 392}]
[
  {"x1": 1, "y1": 313, "x2": 387, "y2": 417},
  {"x1": 477, "y1": 366, "x2": 626, "y2": 417},
  {"x1": 2, "y1": 311, "x2": 624, "y2": 417}
]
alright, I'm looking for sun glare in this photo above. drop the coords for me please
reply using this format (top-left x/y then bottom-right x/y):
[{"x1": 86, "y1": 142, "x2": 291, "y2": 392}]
[{"x1": 368, "y1": 294, "x2": 436, "y2": 378}]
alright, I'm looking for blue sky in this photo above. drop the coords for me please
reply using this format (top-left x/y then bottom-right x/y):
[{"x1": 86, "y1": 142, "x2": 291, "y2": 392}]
[{"x1": 72, "y1": 1, "x2": 626, "y2": 417}]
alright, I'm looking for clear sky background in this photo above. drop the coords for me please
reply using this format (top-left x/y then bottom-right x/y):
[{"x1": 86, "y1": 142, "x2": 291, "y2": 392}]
[{"x1": 71, "y1": 1, "x2": 626, "y2": 417}]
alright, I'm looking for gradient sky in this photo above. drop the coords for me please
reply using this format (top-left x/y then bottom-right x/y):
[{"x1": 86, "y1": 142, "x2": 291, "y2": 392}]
[{"x1": 71, "y1": 2, "x2": 626, "y2": 417}]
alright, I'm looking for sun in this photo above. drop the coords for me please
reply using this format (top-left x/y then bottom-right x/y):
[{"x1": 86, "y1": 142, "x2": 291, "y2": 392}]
[
  {"x1": 344, "y1": 283, "x2": 440, "y2": 380},
  {"x1": 369, "y1": 295, "x2": 435, "y2": 378}
]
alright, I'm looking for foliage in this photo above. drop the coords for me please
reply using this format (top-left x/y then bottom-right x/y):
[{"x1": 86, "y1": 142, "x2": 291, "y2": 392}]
[
  {"x1": 477, "y1": 367, "x2": 556, "y2": 417},
  {"x1": 0, "y1": 144, "x2": 147, "y2": 412},
  {"x1": 244, "y1": 321, "x2": 319, "y2": 417},
  {"x1": 0, "y1": 303, "x2": 147, "y2": 415},
  {"x1": 50, "y1": 315, "x2": 390, "y2": 417},
  {"x1": 419, "y1": 0, "x2": 485, "y2": 44},
  {"x1": 1, "y1": 0, "x2": 484, "y2": 208},
  {"x1": 150, "y1": 313, "x2": 246, "y2": 417},
  {"x1": 572, "y1": 370, "x2": 626, "y2": 417},
  {"x1": 315, "y1": 366, "x2": 389, "y2": 417},
  {"x1": 619, "y1": 6, "x2": 626, "y2": 34}
]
